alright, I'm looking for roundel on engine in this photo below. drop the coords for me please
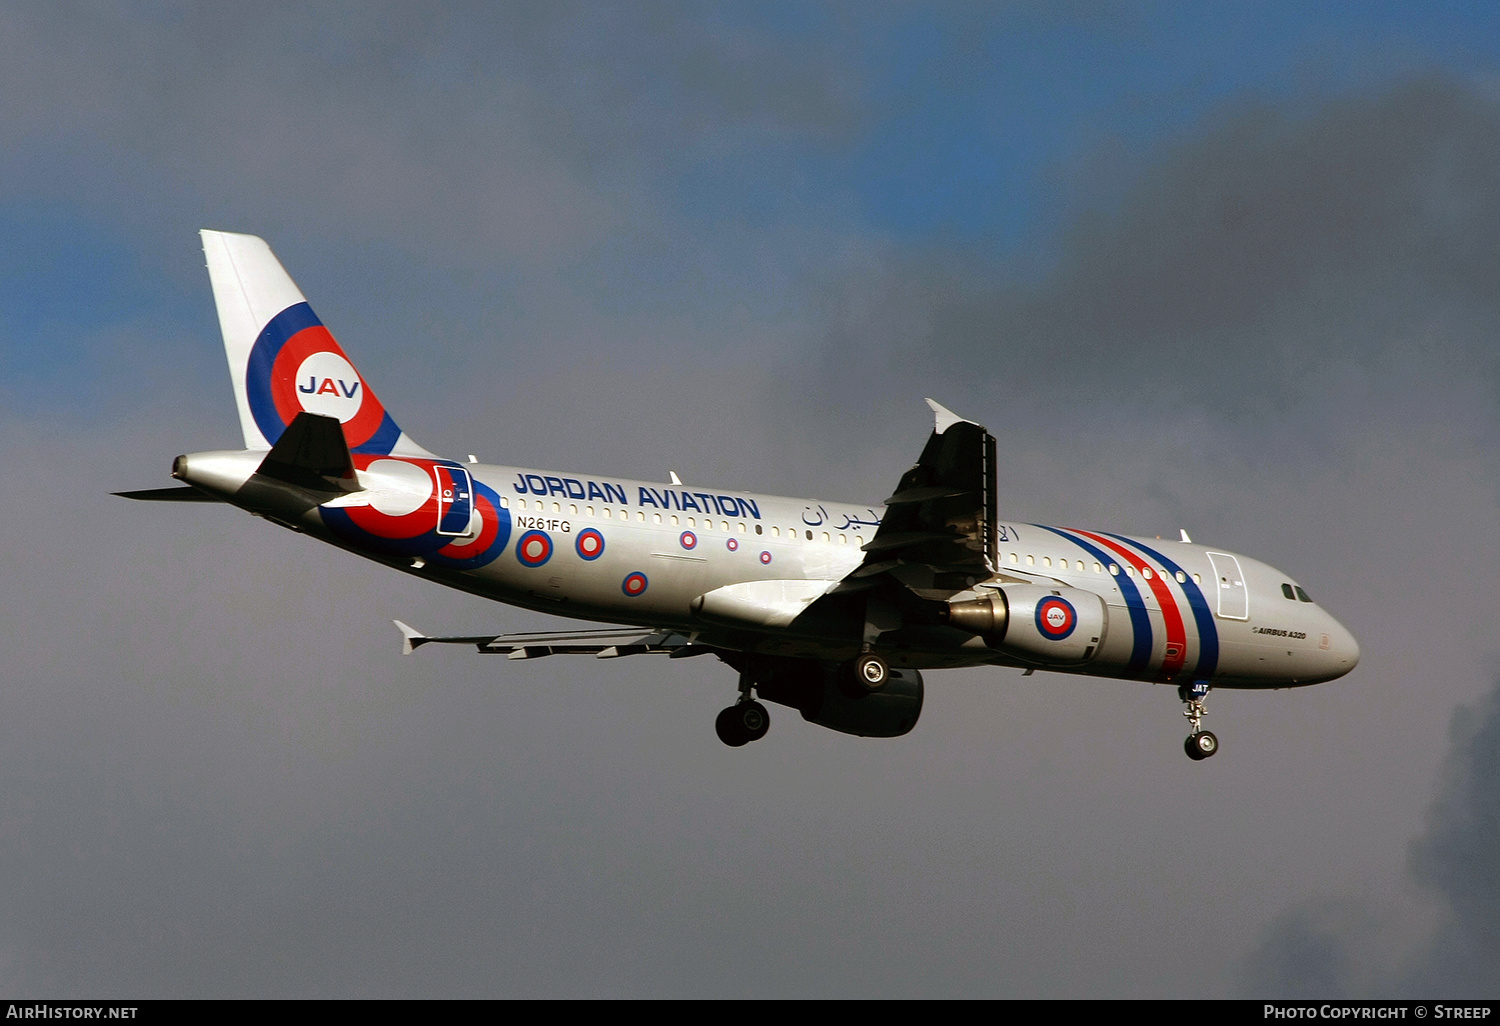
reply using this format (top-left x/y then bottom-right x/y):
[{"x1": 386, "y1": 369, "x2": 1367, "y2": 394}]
[
  {"x1": 997, "y1": 584, "x2": 1108, "y2": 665},
  {"x1": 1035, "y1": 596, "x2": 1077, "y2": 640}
]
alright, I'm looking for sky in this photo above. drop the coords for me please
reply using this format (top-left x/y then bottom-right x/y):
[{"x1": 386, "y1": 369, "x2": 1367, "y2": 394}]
[{"x1": 2, "y1": 0, "x2": 1500, "y2": 997}]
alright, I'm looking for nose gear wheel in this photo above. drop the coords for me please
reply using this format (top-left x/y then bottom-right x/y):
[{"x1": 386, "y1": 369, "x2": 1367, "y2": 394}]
[{"x1": 1178, "y1": 682, "x2": 1219, "y2": 761}]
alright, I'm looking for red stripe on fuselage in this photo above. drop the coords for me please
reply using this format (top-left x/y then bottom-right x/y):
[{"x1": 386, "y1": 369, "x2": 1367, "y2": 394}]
[{"x1": 1072, "y1": 529, "x2": 1188, "y2": 681}]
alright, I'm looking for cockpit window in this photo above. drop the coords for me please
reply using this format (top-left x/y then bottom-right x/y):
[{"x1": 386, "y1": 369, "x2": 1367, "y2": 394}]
[
  {"x1": 1295, "y1": 586, "x2": 1313, "y2": 603},
  {"x1": 1281, "y1": 583, "x2": 1296, "y2": 600}
]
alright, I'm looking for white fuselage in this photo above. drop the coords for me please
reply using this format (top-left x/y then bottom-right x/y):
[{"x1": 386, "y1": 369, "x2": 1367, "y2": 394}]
[{"x1": 178, "y1": 449, "x2": 1360, "y2": 690}]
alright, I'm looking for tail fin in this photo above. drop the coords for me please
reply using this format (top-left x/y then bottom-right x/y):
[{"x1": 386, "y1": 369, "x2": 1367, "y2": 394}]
[{"x1": 200, "y1": 230, "x2": 432, "y2": 457}]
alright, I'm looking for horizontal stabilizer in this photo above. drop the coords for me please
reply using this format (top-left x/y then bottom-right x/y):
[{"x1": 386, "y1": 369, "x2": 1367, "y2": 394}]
[
  {"x1": 392, "y1": 621, "x2": 704, "y2": 658},
  {"x1": 393, "y1": 620, "x2": 428, "y2": 655},
  {"x1": 256, "y1": 411, "x2": 356, "y2": 490},
  {"x1": 114, "y1": 486, "x2": 224, "y2": 502}
]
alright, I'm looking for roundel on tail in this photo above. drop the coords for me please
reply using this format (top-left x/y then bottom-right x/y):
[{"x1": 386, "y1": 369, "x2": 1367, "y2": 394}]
[{"x1": 245, "y1": 303, "x2": 403, "y2": 454}]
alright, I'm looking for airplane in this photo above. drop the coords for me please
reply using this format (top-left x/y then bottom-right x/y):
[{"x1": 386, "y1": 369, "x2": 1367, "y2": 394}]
[{"x1": 118, "y1": 230, "x2": 1360, "y2": 760}]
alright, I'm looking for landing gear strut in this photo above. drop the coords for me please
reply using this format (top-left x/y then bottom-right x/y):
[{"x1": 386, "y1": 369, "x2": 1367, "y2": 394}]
[
  {"x1": 715, "y1": 666, "x2": 770, "y2": 747},
  {"x1": 1180, "y1": 681, "x2": 1218, "y2": 761}
]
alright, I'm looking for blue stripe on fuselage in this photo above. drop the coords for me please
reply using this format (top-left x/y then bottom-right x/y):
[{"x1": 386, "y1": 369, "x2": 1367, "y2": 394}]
[
  {"x1": 1036, "y1": 525, "x2": 1153, "y2": 675},
  {"x1": 1102, "y1": 534, "x2": 1219, "y2": 680}
]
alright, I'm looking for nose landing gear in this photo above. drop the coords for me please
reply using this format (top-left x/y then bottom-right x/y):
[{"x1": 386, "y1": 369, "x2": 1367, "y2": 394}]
[{"x1": 1180, "y1": 681, "x2": 1218, "y2": 761}]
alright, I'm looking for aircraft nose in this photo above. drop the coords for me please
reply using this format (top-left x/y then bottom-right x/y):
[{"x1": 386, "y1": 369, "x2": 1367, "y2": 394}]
[{"x1": 1327, "y1": 617, "x2": 1359, "y2": 673}]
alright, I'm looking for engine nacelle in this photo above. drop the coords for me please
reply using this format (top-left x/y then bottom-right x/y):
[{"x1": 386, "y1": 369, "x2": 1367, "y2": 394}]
[
  {"x1": 945, "y1": 584, "x2": 1108, "y2": 665},
  {"x1": 756, "y1": 662, "x2": 923, "y2": 739}
]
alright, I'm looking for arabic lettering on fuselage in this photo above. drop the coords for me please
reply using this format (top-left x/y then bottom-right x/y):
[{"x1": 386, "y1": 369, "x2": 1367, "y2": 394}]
[{"x1": 510, "y1": 473, "x2": 762, "y2": 519}]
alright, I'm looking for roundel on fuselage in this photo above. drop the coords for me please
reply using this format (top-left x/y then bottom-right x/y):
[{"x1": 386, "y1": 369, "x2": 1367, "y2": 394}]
[{"x1": 318, "y1": 455, "x2": 511, "y2": 570}]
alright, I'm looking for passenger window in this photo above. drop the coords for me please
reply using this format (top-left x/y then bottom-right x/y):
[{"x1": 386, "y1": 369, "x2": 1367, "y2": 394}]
[
  {"x1": 653, "y1": 513, "x2": 662, "y2": 524},
  {"x1": 1094, "y1": 562, "x2": 1102, "y2": 573},
  {"x1": 771, "y1": 526, "x2": 780, "y2": 538},
  {"x1": 755, "y1": 524, "x2": 763, "y2": 535},
  {"x1": 586, "y1": 505, "x2": 594, "y2": 517},
  {"x1": 1026, "y1": 555, "x2": 1035, "y2": 566},
  {"x1": 806, "y1": 530, "x2": 813, "y2": 541},
  {"x1": 1295, "y1": 586, "x2": 1313, "y2": 603},
  {"x1": 1043, "y1": 556, "x2": 1051, "y2": 568},
  {"x1": 636, "y1": 511, "x2": 644, "y2": 522},
  {"x1": 603, "y1": 508, "x2": 611, "y2": 519},
  {"x1": 1282, "y1": 583, "x2": 1295, "y2": 600},
  {"x1": 500, "y1": 497, "x2": 510, "y2": 509},
  {"x1": 1175, "y1": 571, "x2": 1186, "y2": 583},
  {"x1": 570, "y1": 504, "x2": 578, "y2": 515}
]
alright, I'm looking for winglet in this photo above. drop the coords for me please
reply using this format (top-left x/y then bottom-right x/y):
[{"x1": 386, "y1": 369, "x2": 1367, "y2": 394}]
[
  {"x1": 925, "y1": 398, "x2": 977, "y2": 435},
  {"x1": 1180, "y1": 529, "x2": 1193, "y2": 544},
  {"x1": 393, "y1": 620, "x2": 428, "y2": 655}
]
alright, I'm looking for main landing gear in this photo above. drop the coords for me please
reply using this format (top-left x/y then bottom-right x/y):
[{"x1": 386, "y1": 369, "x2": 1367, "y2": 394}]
[
  {"x1": 714, "y1": 653, "x2": 894, "y2": 747},
  {"x1": 851, "y1": 652, "x2": 889, "y2": 693},
  {"x1": 715, "y1": 700, "x2": 769, "y2": 747},
  {"x1": 716, "y1": 665, "x2": 770, "y2": 748},
  {"x1": 1180, "y1": 681, "x2": 1218, "y2": 761}
]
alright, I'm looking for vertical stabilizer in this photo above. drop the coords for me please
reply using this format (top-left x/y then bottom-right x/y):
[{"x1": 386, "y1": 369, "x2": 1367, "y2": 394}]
[{"x1": 200, "y1": 230, "x2": 432, "y2": 457}]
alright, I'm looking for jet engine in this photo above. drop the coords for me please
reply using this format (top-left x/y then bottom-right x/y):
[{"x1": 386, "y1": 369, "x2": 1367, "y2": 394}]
[
  {"x1": 944, "y1": 584, "x2": 1107, "y2": 665},
  {"x1": 756, "y1": 661, "x2": 923, "y2": 738}
]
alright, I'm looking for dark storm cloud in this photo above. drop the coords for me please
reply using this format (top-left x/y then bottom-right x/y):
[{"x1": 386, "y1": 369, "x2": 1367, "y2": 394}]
[
  {"x1": 0, "y1": 2, "x2": 861, "y2": 263},
  {"x1": 794, "y1": 78, "x2": 1500, "y2": 438},
  {"x1": 1239, "y1": 675, "x2": 1500, "y2": 997},
  {"x1": 5, "y1": 4, "x2": 1500, "y2": 998},
  {"x1": 1406, "y1": 676, "x2": 1500, "y2": 992},
  {"x1": 1238, "y1": 900, "x2": 1371, "y2": 999}
]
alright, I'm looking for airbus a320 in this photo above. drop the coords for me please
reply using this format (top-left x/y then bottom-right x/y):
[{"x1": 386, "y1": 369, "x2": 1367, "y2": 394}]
[{"x1": 119, "y1": 231, "x2": 1360, "y2": 759}]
